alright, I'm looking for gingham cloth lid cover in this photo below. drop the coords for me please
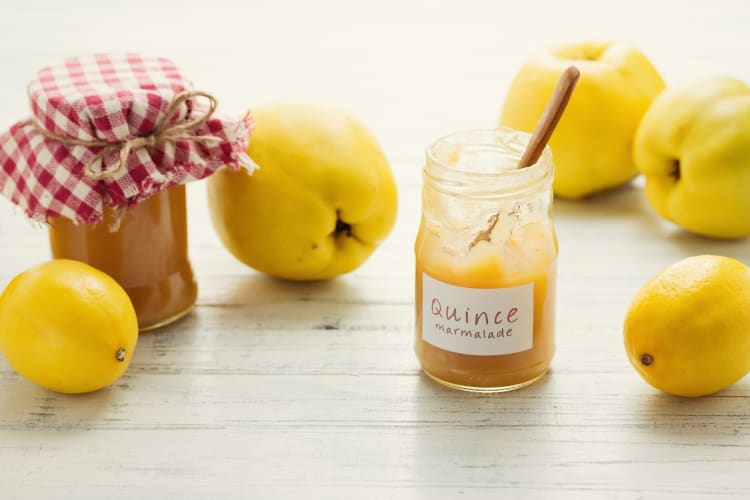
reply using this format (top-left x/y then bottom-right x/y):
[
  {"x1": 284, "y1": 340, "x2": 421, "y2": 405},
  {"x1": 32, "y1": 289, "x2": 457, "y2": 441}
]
[{"x1": 0, "y1": 53, "x2": 254, "y2": 224}]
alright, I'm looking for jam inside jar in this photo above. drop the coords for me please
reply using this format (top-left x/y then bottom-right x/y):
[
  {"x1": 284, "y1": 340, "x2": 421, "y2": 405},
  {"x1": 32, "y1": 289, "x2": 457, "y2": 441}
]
[{"x1": 49, "y1": 184, "x2": 198, "y2": 331}]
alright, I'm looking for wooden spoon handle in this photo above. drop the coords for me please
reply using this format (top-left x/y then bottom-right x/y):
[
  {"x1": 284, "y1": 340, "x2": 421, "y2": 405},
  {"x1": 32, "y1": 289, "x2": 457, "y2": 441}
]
[
  {"x1": 517, "y1": 65, "x2": 580, "y2": 169},
  {"x1": 468, "y1": 66, "x2": 579, "y2": 250}
]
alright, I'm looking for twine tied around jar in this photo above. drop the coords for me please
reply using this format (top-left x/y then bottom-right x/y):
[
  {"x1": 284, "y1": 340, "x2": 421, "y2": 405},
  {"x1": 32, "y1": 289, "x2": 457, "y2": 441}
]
[{"x1": 29, "y1": 90, "x2": 222, "y2": 181}]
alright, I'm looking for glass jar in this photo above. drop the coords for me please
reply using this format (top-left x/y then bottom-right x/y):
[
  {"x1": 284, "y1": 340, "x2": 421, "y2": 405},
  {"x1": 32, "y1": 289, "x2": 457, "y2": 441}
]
[
  {"x1": 49, "y1": 184, "x2": 197, "y2": 331},
  {"x1": 414, "y1": 128, "x2": 558, "y2": 392}
]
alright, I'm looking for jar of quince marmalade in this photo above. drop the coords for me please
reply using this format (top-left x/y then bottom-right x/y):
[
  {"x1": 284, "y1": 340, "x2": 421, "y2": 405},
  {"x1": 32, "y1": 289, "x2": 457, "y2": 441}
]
[
  {"x1": 415, "y1": 128, "x2": 557, "y2": 392},
  {"x1": 0, "y1": 54, "x2": 252, "y2": 330}
]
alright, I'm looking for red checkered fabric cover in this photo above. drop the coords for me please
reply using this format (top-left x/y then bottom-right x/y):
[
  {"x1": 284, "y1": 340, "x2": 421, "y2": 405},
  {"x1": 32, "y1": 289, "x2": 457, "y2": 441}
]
[{"x1": 0, "y1": 53, "x2": 254, "y2": 224}]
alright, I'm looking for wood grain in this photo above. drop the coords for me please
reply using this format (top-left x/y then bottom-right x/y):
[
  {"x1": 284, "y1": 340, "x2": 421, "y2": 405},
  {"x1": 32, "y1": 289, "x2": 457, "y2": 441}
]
[{"x1": 2, "y1": 1, "x2": 750, "y2": 498}]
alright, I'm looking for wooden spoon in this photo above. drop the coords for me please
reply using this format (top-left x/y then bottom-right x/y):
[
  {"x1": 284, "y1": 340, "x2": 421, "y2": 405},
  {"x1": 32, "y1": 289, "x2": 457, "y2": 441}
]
[{"x1": 469, "y1": 65, "x2": 580, "y2": 249}]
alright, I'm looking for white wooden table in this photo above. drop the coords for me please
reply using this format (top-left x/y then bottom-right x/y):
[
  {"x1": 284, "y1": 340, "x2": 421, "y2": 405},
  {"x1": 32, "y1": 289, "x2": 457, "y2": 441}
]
[{"x1": 2, "y1": 1, "x2": 750, "y2": 498}]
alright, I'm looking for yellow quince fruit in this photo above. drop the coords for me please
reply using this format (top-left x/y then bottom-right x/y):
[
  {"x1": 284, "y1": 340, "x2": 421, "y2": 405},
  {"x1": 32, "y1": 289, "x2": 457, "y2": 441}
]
[
  {"x1": 207, "y1": 102, "x2": 398, "y2": 281},
  {"x1": 500, "y1": 41, "x2": 665, "y2": 199},
  {"x1": 634, "y1": 76, "x2": 750, "y2": 238}
]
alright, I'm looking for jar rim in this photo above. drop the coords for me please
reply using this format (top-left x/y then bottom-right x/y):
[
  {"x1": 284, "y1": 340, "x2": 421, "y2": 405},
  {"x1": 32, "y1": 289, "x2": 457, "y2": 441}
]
[{"x1": 424, "y1": 127, "x2": 553, "y2": 198}]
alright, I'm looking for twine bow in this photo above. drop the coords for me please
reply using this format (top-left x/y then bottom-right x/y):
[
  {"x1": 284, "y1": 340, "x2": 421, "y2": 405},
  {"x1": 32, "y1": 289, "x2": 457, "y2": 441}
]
[{"x1": 30, "y1": 90, "x2": 221, "y2": 181}]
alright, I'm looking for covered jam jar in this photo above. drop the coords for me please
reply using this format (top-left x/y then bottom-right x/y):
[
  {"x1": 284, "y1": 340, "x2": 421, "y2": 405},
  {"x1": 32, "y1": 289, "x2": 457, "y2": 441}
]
[{"x1": 0, "y1": 54, "x2": 253, "y2": 330}]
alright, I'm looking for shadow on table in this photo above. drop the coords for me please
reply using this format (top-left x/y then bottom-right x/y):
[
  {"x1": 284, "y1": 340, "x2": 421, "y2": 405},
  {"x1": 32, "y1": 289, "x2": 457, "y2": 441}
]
[
  {"x1": 412, "y1": 368, "x2": 558, "y2": 425},
  {"x1": 554, "y1": 179, "x2": 750, "y2": 260},
  {"x1": 0, "y1": 373, "x2": 120, "y2": 430},
  {"x1": 407, "y1": 371, "x2": 561, "y2": 492},
  {"x1": 223, "y1": 272, "x2": 363, "y2": 306},
  {"x1": 630, "y1": 385, "x2": 750, "y2": 445},
  {"x1": 212, "y1": 272, "x2": 373, "y2": 331},
  {"x1": 554, "y1": 180, "x2": 652, "y2": 220}
]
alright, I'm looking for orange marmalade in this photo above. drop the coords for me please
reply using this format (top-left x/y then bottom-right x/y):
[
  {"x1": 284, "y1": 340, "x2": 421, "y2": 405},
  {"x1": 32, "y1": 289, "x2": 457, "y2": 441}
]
[
  {"x1": 414, "y1": 129, "x2": 557, "y2": 392},
  {"x1": 49, "y1": 185, "x2": 197, "y2": 331}
]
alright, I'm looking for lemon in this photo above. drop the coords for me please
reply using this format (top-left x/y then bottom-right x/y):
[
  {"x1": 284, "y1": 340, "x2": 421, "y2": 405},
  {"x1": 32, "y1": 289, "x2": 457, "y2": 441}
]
[
  {"x1": 0, "y1": 259, "x2": 138, "y2": 394},
  {"x1": 623, "y1": 255, "x2": 750, "y2": 397}
]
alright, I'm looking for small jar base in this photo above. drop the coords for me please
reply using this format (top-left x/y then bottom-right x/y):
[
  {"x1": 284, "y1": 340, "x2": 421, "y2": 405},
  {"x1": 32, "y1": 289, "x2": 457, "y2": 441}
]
[
  {"x1": 138, "y1": 303, "x2": 195, "y2": 332},
  {"x1": 421, "y1": 368, "x2": 547, "y2": 393}
]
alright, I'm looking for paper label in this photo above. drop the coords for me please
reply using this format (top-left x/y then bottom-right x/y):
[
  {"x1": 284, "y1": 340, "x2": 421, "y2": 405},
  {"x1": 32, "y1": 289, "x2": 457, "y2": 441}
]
[{"x1": 421, "y1": 273, "x2": 534, "y2": 356}]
